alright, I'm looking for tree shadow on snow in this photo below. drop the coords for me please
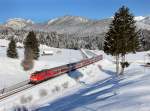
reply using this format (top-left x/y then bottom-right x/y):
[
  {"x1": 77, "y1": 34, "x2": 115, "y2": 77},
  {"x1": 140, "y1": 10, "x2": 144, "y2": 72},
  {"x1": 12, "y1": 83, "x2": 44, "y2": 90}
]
[
  {"x1": 98, "y1": 64, "x2": 116, "y2": 77},
  {"x1": 36, "y1": 67, "x2": 136, "y2": 111},
  {"x1": 67, "y1": 69, "x2": 84, "y2": 81}
]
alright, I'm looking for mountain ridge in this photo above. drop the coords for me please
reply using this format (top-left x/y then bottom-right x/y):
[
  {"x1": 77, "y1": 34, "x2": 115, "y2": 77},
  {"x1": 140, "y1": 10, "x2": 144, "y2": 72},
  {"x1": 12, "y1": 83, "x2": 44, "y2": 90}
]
[{"x1": 1, "y1": 15, "x2": 150, "y2": 36}]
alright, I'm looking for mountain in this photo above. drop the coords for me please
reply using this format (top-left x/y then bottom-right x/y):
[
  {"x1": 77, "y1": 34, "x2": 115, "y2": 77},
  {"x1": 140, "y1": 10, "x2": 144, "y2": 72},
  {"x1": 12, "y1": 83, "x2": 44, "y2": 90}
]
[
  {"x1": 24, "y1": 16, "x2": 111, "y2": 35},
  {"x1": 0, "y1": 15, "x2": 150, "y2": 50},
  {"x1": 140, "y1": 16, "x2": 150, "y2": 25},
  {"x1": 1, "y1": 15, "x2": 150, "y2": 35},
  {"x1": 134, "y1": 16, "x2": 145, "y2": 21},
  {"x1": 5, "y1": 18, "x2": 34, "y2": 29},
  {"x1": 47, "y1": 16, "x2": 89, "y2": 25},
  {"x1": 136, "y1": 16, "x2": 150, "y2": 30}
]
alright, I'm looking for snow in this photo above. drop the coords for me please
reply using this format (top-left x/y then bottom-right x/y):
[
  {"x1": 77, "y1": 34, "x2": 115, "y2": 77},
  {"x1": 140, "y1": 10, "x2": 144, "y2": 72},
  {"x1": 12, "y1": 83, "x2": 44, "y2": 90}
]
[
  {"x1": 0, "y1": 39, "x2": 150, "y2": 111},
  {"x1": 48, "y1": 18, "x2": 59, "y2": 24},
  {"x1": 5, "y1": 18, "x2": 34, "y2": 29},
  {"x1": 31, "y1": 51, "x2": 150, "y2": 111},
  {"x1": 34, "y1": 63, "x2": 150, "y2": 111},
  {"x1": 47, "y1": 16, "x2": 89, "y2": 26},
  {"x1": 84, "y1": 84, "x2": 113, "y2": 96},
  {"x1": 42, "y1": 50, "x2": 54, "y2": 55},
  {"x1": 134, "y1": 16, "x2": 145, "y2": 21},
  {"x1": 111, "y1": 16, "x2": 146, "y2": 21},
  {"x1": 0, "y1": 39, "x2": 83, "y2": 89}
]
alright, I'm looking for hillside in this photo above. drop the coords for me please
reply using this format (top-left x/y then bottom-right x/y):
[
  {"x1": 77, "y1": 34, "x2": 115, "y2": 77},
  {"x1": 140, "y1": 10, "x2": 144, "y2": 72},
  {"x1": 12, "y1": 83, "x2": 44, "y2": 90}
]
[
  {"x1": 0, "y1": 16, "x2": 150, "y2": 51},
  {"x1": 1, "y1": 16, "x2": 150, "y2": 34},
  {"x1": 0, "y1": 40, "x2": 150, "y2": 111}
]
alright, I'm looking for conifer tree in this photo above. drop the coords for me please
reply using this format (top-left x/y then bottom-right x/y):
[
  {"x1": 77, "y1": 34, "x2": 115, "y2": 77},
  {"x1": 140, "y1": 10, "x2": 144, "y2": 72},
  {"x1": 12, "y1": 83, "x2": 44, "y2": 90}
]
[
  {"x1": 7, "y1": 38, "x2": 18, "y2": 58},
  {"x1": 104, "y1": 6, "x2": 139, "y2": 74},
  {"x1": 24, "y1": 31, "x2": 40, "y2": 60}
]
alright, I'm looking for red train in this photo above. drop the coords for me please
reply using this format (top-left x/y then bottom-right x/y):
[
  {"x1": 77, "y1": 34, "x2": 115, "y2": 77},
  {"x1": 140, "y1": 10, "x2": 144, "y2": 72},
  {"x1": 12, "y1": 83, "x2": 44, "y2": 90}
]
[{"x1": 30, "y1": 55, "x2": 103, "y2": 84}]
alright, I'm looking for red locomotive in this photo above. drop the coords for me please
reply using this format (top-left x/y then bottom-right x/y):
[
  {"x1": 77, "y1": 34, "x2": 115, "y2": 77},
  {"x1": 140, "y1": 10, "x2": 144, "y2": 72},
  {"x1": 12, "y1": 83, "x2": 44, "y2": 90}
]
[{"x1": 30, "y1": 55, "x2": 103, "y2": 84}]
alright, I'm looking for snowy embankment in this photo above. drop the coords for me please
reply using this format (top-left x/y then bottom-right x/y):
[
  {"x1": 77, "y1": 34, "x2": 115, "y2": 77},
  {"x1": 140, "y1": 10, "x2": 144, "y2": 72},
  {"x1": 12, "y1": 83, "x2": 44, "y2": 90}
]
[{"x1": 0, "y1": 60, "x2": 110, "y2": 111}]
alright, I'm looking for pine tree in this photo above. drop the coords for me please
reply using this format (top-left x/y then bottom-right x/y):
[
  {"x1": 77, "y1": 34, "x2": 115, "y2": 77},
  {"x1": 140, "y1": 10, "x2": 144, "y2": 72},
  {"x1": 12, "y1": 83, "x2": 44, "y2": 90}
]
[
  {"x1": 7, "y1": 38, "x2": 18, "y2": 58},
  {"x1": 104, "y1": 6, "x2": 140, "y2": 74},
  {"x1": 24, "y1": 31, "x2": 40, "y2": 60}
]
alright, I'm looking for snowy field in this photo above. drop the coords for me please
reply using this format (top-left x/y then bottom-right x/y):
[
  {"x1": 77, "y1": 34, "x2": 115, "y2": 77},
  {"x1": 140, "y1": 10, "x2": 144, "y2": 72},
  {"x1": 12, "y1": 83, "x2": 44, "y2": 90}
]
[
  {"x1": 0, "y1": 39, "x2": 83, "y2": 89},
  {"x1": 33, "y1": 51, "x2": 150, "y2": 111},
  {"x1": 1, "y1": 39, "x2": 150, "y2": 111}
]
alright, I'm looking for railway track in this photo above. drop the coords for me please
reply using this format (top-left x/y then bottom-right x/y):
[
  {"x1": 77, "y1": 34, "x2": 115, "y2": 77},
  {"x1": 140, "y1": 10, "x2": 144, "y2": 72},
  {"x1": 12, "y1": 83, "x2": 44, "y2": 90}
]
[
  {"x1": 0, "y1": 84, "x2": 33, "y2": 101},
  {"x1": 0, "y1": 54, "x2": 103, "y2": 101},
  {"x1": 0, "y1": 80, "x2": 30, "y2": 94},
  {"x1": 0, "y1": 73, "x2": 68, "y2": 101}
]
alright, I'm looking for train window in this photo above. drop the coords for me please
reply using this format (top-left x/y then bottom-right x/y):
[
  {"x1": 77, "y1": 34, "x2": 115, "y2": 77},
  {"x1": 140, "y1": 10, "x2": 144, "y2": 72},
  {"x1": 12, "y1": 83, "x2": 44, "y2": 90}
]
[
  {"x1": 53, "y1": 68, "x2": 60, "y2": 72},
  {"x1": 62, "y1": 66, "x2": 68, "y2": 70}
]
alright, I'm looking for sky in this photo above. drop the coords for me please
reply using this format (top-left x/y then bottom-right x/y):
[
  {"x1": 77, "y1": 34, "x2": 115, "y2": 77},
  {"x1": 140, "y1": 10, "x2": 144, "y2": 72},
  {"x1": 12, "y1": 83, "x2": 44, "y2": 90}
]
[{"x1": 0, "y1": 0, "x2": 150, "y2": 23}]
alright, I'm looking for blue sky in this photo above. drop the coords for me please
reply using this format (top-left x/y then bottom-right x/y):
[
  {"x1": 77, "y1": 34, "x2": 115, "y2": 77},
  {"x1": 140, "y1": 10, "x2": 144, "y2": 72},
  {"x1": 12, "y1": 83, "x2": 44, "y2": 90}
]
[{"x1": 0, "y1": 0, "x2": 150, "y2": 23}]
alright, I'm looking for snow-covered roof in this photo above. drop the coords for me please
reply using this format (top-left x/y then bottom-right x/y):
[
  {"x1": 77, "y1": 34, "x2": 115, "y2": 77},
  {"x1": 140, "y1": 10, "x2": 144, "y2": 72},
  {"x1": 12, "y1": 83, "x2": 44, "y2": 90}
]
[{"x1": 43, "y1": 50, "x2": 54, "y2": 54}]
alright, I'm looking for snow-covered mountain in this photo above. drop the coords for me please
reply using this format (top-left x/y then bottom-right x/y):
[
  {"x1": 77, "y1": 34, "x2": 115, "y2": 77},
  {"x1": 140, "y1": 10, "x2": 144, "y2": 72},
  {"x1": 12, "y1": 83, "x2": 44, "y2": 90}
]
[
  {"x1": 140, "y1": 16, "x2": 150, "y2": 25},
  {"x1": 5, "y1": 18, "x2": 34, "y2": 29},
  {"x1": 1, "y1": 16, "x2": 110, "y2": 35},
  {"x1": 1, "y1": 15, "x2": 150, "y2": 35},
  {"x1": 135, "y1": 16, "x2": 150, "y2": 30},
  {"x1": 48, "y1": 16, "x2": 89, "y2": 25},
  {"x1": 46, "y1": 16, "x2": 110, "y2": 35},
  {"x1": 134, "y1": 16, "x2": 145, "y2": 21}
]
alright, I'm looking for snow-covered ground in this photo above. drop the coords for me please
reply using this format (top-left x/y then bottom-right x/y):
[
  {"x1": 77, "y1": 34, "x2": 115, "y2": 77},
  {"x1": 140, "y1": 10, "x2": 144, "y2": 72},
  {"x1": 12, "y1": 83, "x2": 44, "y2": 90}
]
[
  {"x1": 0, "y1": 39, "x2": 109, "y2": 111},
  {"x1": 33, "y1": 52, "x2": 150, "y2": 111},
  {"x1": 0, "y1": 39, "x2": 150, "y2": 111},
  {"x1": 0, "y1": 39, "x2": 83, "y2": 89}
]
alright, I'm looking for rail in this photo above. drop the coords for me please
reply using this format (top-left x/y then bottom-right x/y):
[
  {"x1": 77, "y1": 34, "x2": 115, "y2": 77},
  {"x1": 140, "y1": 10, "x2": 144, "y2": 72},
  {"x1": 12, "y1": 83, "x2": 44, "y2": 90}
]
[
  {"x1": 0, "y1": 54, "x2": 103, "y2": 100},
  {"x1": 0, "y1": 80, "x2": 29, "y2": 94}
]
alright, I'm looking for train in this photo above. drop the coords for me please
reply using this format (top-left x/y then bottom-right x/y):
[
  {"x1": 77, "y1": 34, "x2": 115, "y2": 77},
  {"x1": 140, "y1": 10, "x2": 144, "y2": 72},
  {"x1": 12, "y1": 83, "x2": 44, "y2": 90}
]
[{"x1": 30, "y1": 55, "x2": 103, "y2": 84}]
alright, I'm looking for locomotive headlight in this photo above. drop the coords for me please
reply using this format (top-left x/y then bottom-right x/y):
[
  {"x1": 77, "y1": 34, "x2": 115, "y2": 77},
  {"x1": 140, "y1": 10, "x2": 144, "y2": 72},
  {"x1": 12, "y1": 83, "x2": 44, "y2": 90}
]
[{"x1": 31, "y1": 76, "x2": 37, "y2": 81}]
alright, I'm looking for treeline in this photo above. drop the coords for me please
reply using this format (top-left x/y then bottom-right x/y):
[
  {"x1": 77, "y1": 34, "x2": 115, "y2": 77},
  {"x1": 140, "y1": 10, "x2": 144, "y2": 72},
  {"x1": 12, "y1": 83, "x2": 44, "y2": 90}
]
[
  {"x1": 39, "y1": 32, "x2": 104, "y2": 50},
  {"x1": 140, "y1": 29, "x2": 150, "y2": 51},
  {"x1": 0, "y1": 28, "x2": 150, "y2": 50},
  {"x1": 0, "y1": 29, "x2": 104, "y2": 50}
]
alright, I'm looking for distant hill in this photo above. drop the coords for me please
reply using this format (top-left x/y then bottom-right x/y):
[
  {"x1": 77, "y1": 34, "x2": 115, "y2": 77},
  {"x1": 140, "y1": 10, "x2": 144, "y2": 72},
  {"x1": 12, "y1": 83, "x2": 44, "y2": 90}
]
[
  {"x1": 0, "y1": 15, "x2": 150, "y2": 50},
  {"x1": 2, "y1": 15, "x2": 150, "y2": 35}
]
